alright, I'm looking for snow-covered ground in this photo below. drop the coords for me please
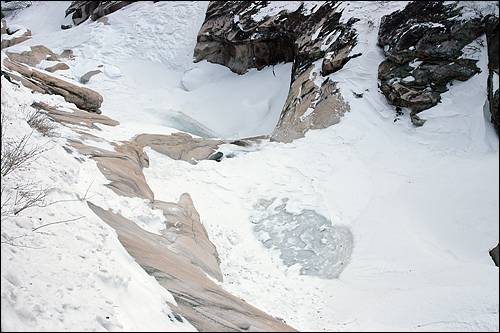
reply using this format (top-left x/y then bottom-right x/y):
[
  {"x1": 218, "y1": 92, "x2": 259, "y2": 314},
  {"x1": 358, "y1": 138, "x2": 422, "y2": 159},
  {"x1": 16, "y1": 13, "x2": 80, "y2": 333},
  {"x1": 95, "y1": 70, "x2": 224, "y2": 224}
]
[
  {"x1": 5, "y1": 1, "x2": 292, "y2": 139},
  {"x1": 2, "y1": 1, "x2": 499, "y2": 332},
  {"x1": 1, "y1": 78, "x2": 195, "y2": 331}
]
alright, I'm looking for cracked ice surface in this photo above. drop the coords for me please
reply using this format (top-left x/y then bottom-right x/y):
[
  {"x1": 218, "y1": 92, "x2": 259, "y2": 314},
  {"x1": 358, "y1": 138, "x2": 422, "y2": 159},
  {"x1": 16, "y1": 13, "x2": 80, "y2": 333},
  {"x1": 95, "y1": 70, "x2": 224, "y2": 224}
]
[{"x1": 251, "y1": 198, "x2": 353, "y2": 279}]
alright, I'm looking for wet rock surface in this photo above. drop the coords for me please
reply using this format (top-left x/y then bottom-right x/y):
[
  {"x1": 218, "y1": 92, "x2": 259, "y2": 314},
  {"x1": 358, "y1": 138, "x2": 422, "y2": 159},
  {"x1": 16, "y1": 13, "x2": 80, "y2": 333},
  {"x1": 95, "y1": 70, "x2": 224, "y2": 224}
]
[
  {"x1": 194, "y1": 1, "x2": 359, "y2": 142},
  {"x1": 377, "y1": 1, "x2": 494, "y2": 125}
]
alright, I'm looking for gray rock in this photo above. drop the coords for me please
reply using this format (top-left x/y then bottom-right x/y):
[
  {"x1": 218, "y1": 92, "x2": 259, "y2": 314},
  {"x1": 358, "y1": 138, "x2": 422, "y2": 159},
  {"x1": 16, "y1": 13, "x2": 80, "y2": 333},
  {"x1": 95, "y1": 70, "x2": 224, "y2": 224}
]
[
  {"x1": 80, "y1": 70, "x2": 101, "y2": 84},
  {"x1": 378, "y1": 1, "x2": 489, "y2": 121},
  {"x1": 490, "y1": 243, "x2": 499, "y2": 267},
  {"x1": 194, "y1": 1, "x2": 359, "y2": 142},
  {"x1": 485, "y1": 14, "x2": 499, "y2": 132},
  {"x1": 65, "y1": 1, "x2": 133, "y2": 25}
]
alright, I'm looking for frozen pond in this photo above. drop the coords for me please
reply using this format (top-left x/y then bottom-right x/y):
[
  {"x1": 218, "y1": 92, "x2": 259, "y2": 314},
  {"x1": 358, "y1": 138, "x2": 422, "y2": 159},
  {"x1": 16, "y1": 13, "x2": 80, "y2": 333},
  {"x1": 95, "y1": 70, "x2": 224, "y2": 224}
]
[{"x1": 251, "y1": 198, "x2": 353, "y2": 279}]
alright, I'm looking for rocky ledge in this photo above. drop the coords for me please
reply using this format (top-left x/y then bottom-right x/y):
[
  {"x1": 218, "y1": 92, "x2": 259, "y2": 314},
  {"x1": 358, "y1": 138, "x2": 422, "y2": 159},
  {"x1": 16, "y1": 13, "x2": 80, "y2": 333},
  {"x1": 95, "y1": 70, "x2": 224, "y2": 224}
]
[
  {"x1": 194, "y1": 1, "x2": 359, "y2": 142},
  {"x1": 378, "y1": 1, "x2": 498, "y2": 126}
]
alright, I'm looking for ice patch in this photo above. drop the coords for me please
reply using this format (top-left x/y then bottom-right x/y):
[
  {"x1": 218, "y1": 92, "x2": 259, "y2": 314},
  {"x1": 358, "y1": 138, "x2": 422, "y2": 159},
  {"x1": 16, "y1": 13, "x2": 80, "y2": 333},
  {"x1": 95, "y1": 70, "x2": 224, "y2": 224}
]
[{"x1": 251, "y1": 198, "x2": 353, "y2": 279}]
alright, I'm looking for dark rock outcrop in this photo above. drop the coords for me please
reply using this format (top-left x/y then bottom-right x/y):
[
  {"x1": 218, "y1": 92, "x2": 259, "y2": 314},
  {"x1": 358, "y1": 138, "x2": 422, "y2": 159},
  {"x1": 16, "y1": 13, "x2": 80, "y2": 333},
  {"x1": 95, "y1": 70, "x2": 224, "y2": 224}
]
[
  {"x1": 0, "y1": 1, "x2": 31, "y2": 17},
  {"x1": 194, "y1": 1, "x2": 359, "y2": 142},
  {"x1": 490, "y1": 243, "x2": 499, "y2": 267},
  {"x1": 65, "y1": 1, "x2": 133, "y2": 26},
  {"x1": 377, "y1": 1, "x2": 491, "y2": 125},
  {"x1": 485, "y1": 14, "x2": 499, "y2": 131}
]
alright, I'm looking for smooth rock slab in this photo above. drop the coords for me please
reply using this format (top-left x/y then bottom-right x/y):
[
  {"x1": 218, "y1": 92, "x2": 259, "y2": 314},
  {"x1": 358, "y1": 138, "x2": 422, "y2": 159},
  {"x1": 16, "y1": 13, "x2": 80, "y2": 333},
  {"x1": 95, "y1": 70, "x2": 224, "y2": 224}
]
[
  {"x1": 135, "y1": 132, "x2": 223, "y2": 165},
  {"x1": 88, "y1": 203, "x2": 296, "y2": 332}
]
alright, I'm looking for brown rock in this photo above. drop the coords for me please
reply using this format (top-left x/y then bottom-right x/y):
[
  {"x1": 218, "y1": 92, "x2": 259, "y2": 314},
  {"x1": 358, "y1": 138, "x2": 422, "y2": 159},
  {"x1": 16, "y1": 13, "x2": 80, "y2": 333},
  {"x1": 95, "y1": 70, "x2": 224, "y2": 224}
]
[
  {"x1": 1, "y1": 28, "x2": 31, "y2": 49},
  {"x1": 134, "y1": 132, "x2": 223, "y2": 164},
  {"x1": 272, "y1": 65, "x2": 350, "y2": 142},
  {"x1": 4, "y1": 59, "x2": 103, "y2": 112},
  {"x1": 68, "y1": 139, "x2": 154, "y2": 200},
  {"x1": 153, "y1": 194, "x2": 223, "y2": 282},
  {"x1": 88, "y1": 203, "x2": 296, "y2": 332},
  {"x1": 6, "y1": 45, "x2": 57, "y2": 66},
  {"x1": 45, "y1": 63, "x2": 70, "y2": 73},
  {"x1": 32, "y1": 102, "x2": 118, "y2": 128}
]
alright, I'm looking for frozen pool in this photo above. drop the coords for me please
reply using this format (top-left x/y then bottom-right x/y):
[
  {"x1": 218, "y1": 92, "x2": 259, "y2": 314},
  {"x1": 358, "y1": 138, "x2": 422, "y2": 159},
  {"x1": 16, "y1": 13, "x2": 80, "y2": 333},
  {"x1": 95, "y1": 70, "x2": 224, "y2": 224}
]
[{"x1": 251, "y1": 198, "x2": 353, "y2": 279}]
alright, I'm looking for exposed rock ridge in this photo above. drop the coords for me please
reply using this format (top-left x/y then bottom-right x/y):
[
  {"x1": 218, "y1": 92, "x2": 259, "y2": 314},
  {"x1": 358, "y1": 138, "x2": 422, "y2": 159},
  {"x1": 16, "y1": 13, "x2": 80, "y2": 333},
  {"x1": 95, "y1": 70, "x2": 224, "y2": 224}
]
[
  {"x1": 377, "y1": 1, "x2": 497, "y2": 126},
  {"x1": 65, "y1": 1, "x2": 133, "y2": 26},
  {"x1": 194, "y1": 1, "x2": 359, "y2": 142}
]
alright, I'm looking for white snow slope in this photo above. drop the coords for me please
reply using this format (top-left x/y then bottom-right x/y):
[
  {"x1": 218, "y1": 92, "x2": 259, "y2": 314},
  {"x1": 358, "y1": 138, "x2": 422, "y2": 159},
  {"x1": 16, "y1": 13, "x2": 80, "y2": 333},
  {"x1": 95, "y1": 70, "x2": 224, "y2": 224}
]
[{"x1": 2, "y1": 1, "x2": 499, "y2": 332}]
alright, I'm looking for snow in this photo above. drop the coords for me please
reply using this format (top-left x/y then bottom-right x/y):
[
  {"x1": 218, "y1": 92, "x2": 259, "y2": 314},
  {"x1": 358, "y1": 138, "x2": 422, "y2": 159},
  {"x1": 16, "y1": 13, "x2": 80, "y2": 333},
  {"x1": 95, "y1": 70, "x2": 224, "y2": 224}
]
[
  {"x1": 2, "y1": 1, "x2": 499, "y2": 332},
  {"x1": 7, "y1": 1, "x2": 291, "y2": 139},
  {"x1": 1, "y1": 79, "x2": 195, "y2": 331},
  {"x1": 249, "y1": 1, "x2": 326, "y2": 22},
  {"x1": 1, "y1": 26, "x2": 29, "y2": 41},
  {"x1": 143, "y1": 1, "x2": 498, "y2": 331}
]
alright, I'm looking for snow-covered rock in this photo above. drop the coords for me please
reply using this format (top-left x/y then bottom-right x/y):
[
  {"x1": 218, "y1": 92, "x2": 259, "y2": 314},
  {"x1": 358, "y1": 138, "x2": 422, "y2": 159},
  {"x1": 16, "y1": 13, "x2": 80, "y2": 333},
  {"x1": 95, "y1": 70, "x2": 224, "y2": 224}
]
[
  {"x1": 377, "y1": 1, "x2": 499, "y2": 125},
  {"x1": 194, "y1": 1, "x2": 359, "y2": 142}
]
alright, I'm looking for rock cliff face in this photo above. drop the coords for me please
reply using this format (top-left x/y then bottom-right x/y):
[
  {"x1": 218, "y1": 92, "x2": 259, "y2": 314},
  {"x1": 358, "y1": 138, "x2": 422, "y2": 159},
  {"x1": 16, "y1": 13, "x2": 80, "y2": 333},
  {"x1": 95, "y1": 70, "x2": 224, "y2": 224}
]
[
  {"x1": 194, "y1": 1, "x2": 359, "y2": 142},
  {"x1": 377, "y1": 1, "x2": 496, "y2": 126},
  {"x1": 65, "y1": 1, "x2": 133, "y2": 25},
  {"x1": 195, "y1": 1, "x2": 498, "y2": 137},
  {"x1": 485, "y1": 14, "x2": 499, "y2": 131}
]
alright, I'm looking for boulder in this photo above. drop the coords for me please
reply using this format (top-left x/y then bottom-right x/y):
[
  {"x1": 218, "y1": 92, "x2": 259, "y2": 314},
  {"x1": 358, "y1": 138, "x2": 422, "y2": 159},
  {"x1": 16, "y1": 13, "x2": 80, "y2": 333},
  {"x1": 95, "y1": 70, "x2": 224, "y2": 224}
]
[
  {"x1": 44, "y1": 62, "x2": 70, "y2": 73},
  {"x1": 79, "y1": 69, "x2": 101, "y2": 84},
  {"x1": 3, "y1": 59, "x2": 103, "y2": 112},
  {"x1": 194, "y1": 1, "x2": 359, "y2": 142},
  {"x1": 377, "y1": 1, "x2": 490, "y2": 122}
]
